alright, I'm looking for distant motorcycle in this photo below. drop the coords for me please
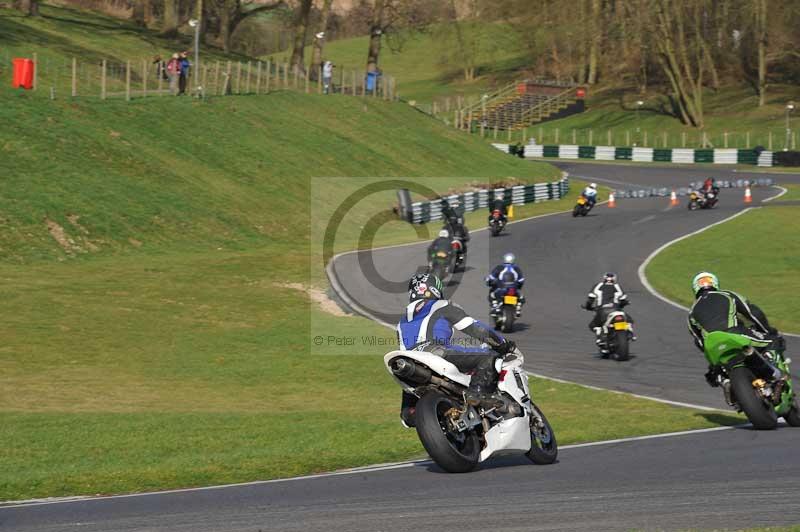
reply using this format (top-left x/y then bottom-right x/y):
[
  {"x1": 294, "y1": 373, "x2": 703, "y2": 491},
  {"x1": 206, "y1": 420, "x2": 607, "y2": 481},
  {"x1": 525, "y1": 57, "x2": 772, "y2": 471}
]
[
  {"x1": 488, "y1": 209, "x2": 507, "y2": 236},
  {"x1": 428, "y1": 248, "x2": 455, "y2": 281},
  {"x1": 384, "y1": 347, "x2": 557, "y2": 473},
  {"x1": 688, "y1": 190, "x2": 718, "y2": 210},
  {"x1": 585, "y1": 302, "x2": 633, "y2": 361},
  {"x1": 491, "y1": 285, "x2": 521, "y2": 333},
  {"x1": 450, "y1": 237, "x2": 466, "y2": 271},
  {"x1": 572, "y1": 196, "x2": 593, "y2": 217}
]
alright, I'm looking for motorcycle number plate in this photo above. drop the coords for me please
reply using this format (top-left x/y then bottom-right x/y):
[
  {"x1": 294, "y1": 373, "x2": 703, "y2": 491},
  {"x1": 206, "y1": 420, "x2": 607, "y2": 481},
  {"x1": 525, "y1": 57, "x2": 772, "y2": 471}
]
[
  {"x1": 577, "y1": 198, "x2": 586, "y2": 205},
  {"x1": 613, "y1": 322, "x2": 628, "y2": 331},
  {"x1": 503, "y1": 295, "x2": 518, "y2": 305},
  {"x1": 436, "y1": 251, "x2": 447, "y2": 258}
]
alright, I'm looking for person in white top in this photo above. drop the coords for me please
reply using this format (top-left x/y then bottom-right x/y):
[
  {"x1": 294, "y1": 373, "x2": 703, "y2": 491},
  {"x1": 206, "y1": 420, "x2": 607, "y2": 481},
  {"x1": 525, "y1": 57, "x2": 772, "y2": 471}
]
[
  {"x1": 581, "y1": 183, "x2": 598, "y2": 206},
  {"x1": 322, "y1": 61, "x2": 333, "y2": 94}
]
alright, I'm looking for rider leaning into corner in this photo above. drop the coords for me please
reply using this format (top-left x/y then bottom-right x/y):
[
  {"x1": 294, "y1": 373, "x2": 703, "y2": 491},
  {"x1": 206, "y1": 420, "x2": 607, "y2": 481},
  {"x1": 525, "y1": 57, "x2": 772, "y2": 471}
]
[
  {"x1": 396, "y1": 273, "x2": 516, "y2": 427},
  {"x1": 485, "y1": 252, "x2": 525, "y2": 318},
  {"x1": 582, "y1": 272, "x2": 637, "y2": 345},
  {"x1": 581, "y1": 182, "x2": 598, "y2": 207},
  {"x1": 688, "y1": 271, "x2": 787, "y2": 387}
]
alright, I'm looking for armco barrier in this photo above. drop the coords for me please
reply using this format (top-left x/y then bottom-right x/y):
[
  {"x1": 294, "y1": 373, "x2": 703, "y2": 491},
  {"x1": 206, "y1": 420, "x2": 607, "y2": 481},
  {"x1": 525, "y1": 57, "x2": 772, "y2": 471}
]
[
  {"x1": 632, "y1": 147, "x2": 653, "y2": 162},
  {"x1": 595, "y1": 146, "x2": 615, "y2": 160},
  {"x1": 713, "y1": 149, "x2": 738, "y2": 164},
  {"x1": 492, "y1": 143, "x2": 773, "y2": 166},
  {"x1": 407, "y1": 177, "x2": 569, "y2": 224},
  {"x1": 671, "y1": 148, "x2": 694, "y2": 163}
]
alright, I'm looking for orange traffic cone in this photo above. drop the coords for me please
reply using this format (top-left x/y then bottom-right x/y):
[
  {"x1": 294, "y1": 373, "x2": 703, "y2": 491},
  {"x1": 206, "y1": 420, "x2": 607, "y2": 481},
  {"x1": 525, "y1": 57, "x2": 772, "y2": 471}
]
[
  {"x1": 744, "y1": 185, "x2": 752, "y2": 203},
  {"x1": 608, "y1": 193, "x2": 616, "y2": 208},
  {"x1": 670, "y1": 189, "x2": 679, "y2": 206}
]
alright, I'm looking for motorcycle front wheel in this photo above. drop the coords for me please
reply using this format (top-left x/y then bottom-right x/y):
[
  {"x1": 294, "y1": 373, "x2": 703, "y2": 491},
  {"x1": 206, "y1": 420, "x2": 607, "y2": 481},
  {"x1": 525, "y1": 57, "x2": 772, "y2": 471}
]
[
  {"x1": 730, "y1": 366, "x2": 778, "y2": 430},
  {"x1": 784, "y1": 396, "x2": 800, "y2": 427},
  {"x1": 415, "y1": 391, "x2": 480, "y2": 473},
  {"x1": 526, "y1": 404, "x2": 558, "y2": 465}
]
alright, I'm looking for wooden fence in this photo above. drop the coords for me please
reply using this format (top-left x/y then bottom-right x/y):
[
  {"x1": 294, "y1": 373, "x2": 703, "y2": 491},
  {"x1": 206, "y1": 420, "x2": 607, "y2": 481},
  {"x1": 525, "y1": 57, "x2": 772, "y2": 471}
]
[{"x1": 6, "y1": 53, "x2": 398, "y2": 102}]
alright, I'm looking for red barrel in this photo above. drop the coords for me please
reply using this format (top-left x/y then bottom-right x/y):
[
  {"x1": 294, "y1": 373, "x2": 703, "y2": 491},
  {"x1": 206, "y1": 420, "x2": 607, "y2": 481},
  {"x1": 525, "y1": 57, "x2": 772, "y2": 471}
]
[{"x1": 12, "y1": 58, "x2": 35, "y2": 90}]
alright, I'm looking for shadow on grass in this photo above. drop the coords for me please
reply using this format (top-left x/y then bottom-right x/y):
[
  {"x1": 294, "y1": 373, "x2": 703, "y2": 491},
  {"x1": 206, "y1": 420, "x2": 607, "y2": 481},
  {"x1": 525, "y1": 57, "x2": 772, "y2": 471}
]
[{"x1": 695, "y1": 412, "x2": 745, "y2": 427}]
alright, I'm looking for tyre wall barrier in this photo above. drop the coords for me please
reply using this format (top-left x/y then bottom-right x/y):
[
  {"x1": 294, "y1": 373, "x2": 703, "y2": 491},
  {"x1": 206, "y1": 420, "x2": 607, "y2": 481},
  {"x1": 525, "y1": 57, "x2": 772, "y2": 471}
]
[
  {"x1": 492, "y1": 143, "x2": 774, "y2": 166},
  {"x1": 407, "y1": 177, "x2": 570, "y2": 224}
]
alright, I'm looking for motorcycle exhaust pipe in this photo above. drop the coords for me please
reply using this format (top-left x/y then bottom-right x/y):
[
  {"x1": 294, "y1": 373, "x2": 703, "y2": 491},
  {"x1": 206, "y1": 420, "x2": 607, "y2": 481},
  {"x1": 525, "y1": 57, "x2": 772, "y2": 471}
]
[{"x1": 392, "y1": 358, "x2": 432, "y2": 384}]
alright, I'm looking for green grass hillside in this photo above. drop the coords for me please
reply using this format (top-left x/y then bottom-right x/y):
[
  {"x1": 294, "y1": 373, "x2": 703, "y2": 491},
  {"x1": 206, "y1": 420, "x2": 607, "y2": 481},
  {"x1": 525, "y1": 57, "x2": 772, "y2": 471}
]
[
  {"x1": 271, "y1": 22, "x2": 524, "y2": 103},
  {"x1": 0, "y1": 7, "x2": 751, "y2": 501}
]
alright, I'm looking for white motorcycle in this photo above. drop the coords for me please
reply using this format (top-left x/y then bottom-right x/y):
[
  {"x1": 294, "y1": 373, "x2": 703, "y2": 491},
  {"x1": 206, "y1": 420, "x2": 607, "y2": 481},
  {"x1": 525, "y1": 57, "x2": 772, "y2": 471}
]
[{"x1": 384, "y1": 348, "x2": 558, "y2": 473}]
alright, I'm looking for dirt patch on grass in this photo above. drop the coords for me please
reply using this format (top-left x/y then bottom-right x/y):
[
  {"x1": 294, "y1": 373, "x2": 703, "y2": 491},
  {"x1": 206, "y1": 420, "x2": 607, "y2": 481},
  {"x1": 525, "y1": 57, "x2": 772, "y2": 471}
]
[
  {"x1": 278, "y1": 282, "x2": 351, "y2": 317},
  {"x1": 45, "y1": 218, "x2": 75, "y2": 253}
]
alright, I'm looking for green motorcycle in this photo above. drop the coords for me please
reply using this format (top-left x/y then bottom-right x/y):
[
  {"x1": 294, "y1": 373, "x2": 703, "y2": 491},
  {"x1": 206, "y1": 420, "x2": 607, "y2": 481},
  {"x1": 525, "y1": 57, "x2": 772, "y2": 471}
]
[{"x1": 704, "y1": 331, "x2": 800, "y2": 429}]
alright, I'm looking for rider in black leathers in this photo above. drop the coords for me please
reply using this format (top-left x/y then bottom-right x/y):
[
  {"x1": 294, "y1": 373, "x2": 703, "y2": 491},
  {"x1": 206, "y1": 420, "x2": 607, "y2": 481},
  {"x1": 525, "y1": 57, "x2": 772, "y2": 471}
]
[{"x1": 582, "y1": 272, "x2": 637, "y2": 348}]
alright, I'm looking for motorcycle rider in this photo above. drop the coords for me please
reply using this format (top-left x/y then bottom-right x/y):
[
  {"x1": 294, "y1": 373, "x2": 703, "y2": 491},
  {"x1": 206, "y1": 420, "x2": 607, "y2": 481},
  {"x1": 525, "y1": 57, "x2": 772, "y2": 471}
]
[
  {"x1": 485, "y1": 252, "x2": 525, "y2": 318},
  {"x1": 581, "y1": 182, "x2": 599, "y2": 207},
  {"x1": 442, "y1": 200, "x2": 469, "y2": 257},
  {"x1": 695, "y1": 178, "x2": 719, "y2": 205},
  {"x1": 687, "y1": 272, "x2": 786, "y2": 387},
  {"x1": 487, "y1": 197, "x2": 508, "y2": 226},
  {"x1": 582, "y1": 272, "x2": 637, "y2": 351},
  {"x1": 397, "y1": 273, "x2": 517, "y2": 427},
  {"x1": 427, "y1": 229, "x2": 452, "y2": 258}
]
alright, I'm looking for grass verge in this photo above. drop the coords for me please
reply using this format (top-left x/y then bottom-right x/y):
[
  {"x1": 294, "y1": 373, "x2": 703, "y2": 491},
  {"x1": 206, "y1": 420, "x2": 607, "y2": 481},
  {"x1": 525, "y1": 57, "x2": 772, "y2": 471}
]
[{"x1": 645, "y1": 206, "x2": 799, "y2": 332}]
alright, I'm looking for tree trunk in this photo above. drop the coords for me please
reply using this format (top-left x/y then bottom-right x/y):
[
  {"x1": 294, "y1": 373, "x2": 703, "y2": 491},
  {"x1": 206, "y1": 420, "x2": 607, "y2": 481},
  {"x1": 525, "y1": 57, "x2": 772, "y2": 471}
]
[
  {"x1": 652, "y1": 0, "x2": 704, "y2": 127},
  {"x1": 756, "y1": 0, "x2": 767, "y2": 106},
  {"x1": 162, "y1": 0, "x2": 179, "y2": 37},
  {"x1": 366, "y1": 0, "x2": 386, "y2": 73},
  {"x1": 310, "y1": 0, "x2": 334, "y2": 81},
  {"x1": 587, "y1": 0, "x2": 600, "y2": 84},
  {"x1": 220, "y1": 1, "x2": 231, "y2": 51},
  {"x1": 289, "y1": 0, "x2": 313, "y2": 75},
  {"x1": 19, "y1": 0, "x2": 38, "y2": 15}
]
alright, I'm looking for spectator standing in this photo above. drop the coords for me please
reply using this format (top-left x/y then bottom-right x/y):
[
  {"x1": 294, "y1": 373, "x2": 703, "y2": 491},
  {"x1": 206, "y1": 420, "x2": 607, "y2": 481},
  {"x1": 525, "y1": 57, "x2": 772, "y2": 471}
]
[
  {"x1": 322, "y1": 61, "x2": 333, "y2": 94},
  {"x1": 166, "y1": 53, "x2": 181, "y2": 95},
  {"x1": 178, "y1": 51, "x2": 191, "y2": 96}
]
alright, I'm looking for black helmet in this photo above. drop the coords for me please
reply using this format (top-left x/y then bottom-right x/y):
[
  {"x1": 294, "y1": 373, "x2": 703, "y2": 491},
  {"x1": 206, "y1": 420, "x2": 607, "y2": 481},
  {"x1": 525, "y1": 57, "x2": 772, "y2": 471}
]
[{"x1": 408, "y1": 273, "x2": 443, "y2": 302}]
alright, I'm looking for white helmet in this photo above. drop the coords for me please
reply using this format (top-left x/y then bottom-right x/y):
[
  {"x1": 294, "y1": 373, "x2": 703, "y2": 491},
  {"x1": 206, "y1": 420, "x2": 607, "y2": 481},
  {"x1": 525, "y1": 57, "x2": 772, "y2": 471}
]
[
  {"x1": 589, "y1": 183, "x2": 597, "y2": 190},
  {"x1": 438, "y1": 229, "x2": 449, "y2": 238},
  {"x1": 503, "y1": 252, "x2": 515, "y2": 264}
]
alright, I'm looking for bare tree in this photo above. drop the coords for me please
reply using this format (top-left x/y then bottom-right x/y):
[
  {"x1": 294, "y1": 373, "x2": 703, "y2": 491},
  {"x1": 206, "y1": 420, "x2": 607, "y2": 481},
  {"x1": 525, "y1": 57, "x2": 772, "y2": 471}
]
[
  {"x1": 133, "y1": 0, "x2": 154, "y2": 27},
  {"x1": 18, "y1": 0, "x2": 39, "y2": 16},
  {"x1": 310, "y1": 0, "x2": 335, "y2": 79},
  {"x1": 366, "y1": 0, "x2": 386, "y2": 73},
  {"x1": 213, "y1": 0, "x2": 286, "y2": 53},
  {"x1": 586, "y1": 0, "x2": 600, "y2": 84},
  {"x1": 162, "y1": 0, "x2": 179, "y2": 36},
  {"x1": 651, "y1": 0, "x2": 707, "y2": 127},
  {"x1": 289, "y1": 0, "x2": 314, "y2": 74},
  {"x1": 754, "y1": 0, "x2": 768, "y2": 106}
]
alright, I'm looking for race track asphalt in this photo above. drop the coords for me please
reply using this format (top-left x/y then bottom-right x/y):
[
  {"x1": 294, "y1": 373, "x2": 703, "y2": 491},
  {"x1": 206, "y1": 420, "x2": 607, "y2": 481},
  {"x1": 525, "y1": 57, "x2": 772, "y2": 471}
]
[
  {"x1": 4, "y1": 426, "x2": 800, "y2": 531},
  {"x1": 3, "y1": 163, "x2": 798, "y2": 532},
  {"x1": 330, "y1": 163, "x2": 798, "y2": 409}
]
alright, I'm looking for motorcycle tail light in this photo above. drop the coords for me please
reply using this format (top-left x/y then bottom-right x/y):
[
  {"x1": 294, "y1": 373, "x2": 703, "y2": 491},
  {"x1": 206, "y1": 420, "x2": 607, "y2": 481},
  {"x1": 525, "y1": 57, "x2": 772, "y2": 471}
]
[
  {"x1": 451, "y1": 241, "x2": 461, "y2": 250},
  {"x1": 507, "y1": 288, "x2": 517, "y2": 295},
  {"x1": 498, "y1": 369, "x2": 508, "y2": 382},
  {"x1": 614, "y1": 315, "x2": 624, "y2": 321}
]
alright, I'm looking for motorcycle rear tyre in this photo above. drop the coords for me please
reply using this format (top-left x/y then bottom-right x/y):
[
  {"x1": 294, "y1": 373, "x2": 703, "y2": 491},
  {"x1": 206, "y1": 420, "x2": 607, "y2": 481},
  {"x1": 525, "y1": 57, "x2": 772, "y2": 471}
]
[
  {"x1": 415, "y1": 391, "x2": 480, "y2": 473},
  {"x1": 613, "y1": 330, "x2": 630, "y2": 361},
  {"x1": 730, "y1": 366, "x2": 778, "y2": 430}
]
